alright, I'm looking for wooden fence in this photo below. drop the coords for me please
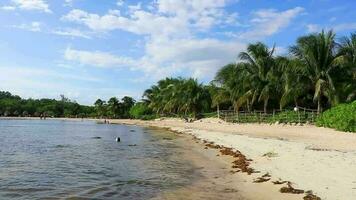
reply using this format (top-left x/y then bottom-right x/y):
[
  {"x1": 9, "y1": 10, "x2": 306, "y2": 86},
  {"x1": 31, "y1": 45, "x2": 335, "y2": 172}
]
[{"x1": 219, "y1": 107, "x2": 319, "y2": 124}]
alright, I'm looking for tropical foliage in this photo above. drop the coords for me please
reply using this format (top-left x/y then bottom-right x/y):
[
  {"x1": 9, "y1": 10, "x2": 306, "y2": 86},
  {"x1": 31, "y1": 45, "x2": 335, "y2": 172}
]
[
  {"x1": 0, "y1": 91, "x2": 93, "y2": 117},
  {"x1": 316, "y1": 101, "x2": 356, "y2": 132},
  {"x1": 143, "y1": 77, "x2": 211, "y2": 118},
  {"x1": 214, "y1": 30, "x2": 355, "y2": 114},
  {"x1": 93, "y1": 96, "x2": 135, "y2": 118}
]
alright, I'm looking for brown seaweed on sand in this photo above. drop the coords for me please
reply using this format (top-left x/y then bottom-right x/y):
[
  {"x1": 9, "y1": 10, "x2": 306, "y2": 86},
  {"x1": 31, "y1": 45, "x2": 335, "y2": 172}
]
[
  {"x1": 280, "y1": 182, "x2": 304, "y2": 194},
  {"x1": 254, "y1": 177, "x2": 271, "y2": 183},
  {"x1": 303, "y1": 191, "x2": 321, "y2": 200},
  {"x1": 273, "y1": 180, "x2": 287, "y2": 185}
]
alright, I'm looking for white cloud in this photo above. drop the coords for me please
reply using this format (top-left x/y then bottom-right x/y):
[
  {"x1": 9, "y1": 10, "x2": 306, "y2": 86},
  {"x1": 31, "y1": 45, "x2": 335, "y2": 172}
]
[
  {"x1": 52, "y1": 29, "x2": 91, "y2": 39},
  {"x1": 5, "y1": 0, "x2": 52, "y2": 13},
  {"x1": 117, "y1": 0, "x2": 124, "y2": 7},
  {"x1": 62, "y1": 0, "x2": 238, "y2": 37},
  {"x1": 306, "y1": 22, "x2": 356, "y2": 33},
  {"x1": 60, "y1": 0, "x2": 243, "y2": 80},
  {"x1": 306, "y1": 24, "x2": 321, "y2": 33},
  {"x1": 64, "y1": 47, "x2": 136, "y2": 68},
  {"x1": 13, "y1": 21, "x2": 42, "y2": 32},
  {"x1": 333, "y1": 23, "x2": 356, "y2": 32},
  {"x1": 1, "y1": 6, "x2": 16, "y2": 10},
  {"x1": 240, "y1": 7, "x2": 304, "y2": 40},
  {"x1": 62, "y1": 1, "x2": 302, "y2": 81}
]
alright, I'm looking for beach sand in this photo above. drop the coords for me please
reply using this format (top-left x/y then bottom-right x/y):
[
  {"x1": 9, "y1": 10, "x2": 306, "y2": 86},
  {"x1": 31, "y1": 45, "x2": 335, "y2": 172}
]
[{"x1": 109, "y1": 118, "x2": 356, "y2": 200}]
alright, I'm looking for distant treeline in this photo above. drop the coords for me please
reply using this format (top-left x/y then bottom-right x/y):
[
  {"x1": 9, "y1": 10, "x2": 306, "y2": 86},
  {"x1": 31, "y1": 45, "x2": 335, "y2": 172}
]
[{"x1": 0, "y1": 91, "x2": 136, "y2": 118}]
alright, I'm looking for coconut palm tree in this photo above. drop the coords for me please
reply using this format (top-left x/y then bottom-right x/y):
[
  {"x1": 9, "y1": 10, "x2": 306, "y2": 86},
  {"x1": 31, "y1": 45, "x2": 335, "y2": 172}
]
[
  {"x1": 215, "y1": 63, "x2": 252, "y2": 111},
  {"x1": 276, "y1": 57, "x2": 309, "y2": 109},
  {"x1": 94, "y1": 99, "x2": 106, "y2": 118},
  {"x1": 107, "y1": 97, "x2": 120, "y2": 118},
  {"x1": 208, "y1": 83, "x2": 230, "y2": 118},
  {"x1": 238, "y1": 42, "x2": 278, "y2": 113},
  {"x1": 289, "y1": 30, "x2": 342, "y2": 113},
  {"x1": 338, "y1": 32, "x2": 356, "y2": 102},
  {"x1": 177, "y1": 78, "x2": 210, "y2": 118}
]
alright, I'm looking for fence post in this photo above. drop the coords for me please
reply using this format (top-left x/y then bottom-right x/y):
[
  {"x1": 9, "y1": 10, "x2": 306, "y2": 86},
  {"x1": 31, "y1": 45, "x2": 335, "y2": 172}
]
[
  {"x1": 273, "y1": 109, "x2": 275, "y2": 122},
  {"x1": 298, "y1": 111, "x2": 301, "y2": 124}
]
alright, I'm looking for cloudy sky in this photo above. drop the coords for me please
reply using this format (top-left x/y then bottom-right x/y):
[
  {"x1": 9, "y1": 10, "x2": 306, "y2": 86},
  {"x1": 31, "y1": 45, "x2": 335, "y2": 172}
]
[{"x1": 0, "y1": 0, "x2": 355, "y2": 105}]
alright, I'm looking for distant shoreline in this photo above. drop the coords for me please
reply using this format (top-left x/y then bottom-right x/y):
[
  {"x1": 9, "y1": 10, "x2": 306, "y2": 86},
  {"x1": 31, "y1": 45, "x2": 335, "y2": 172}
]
[
  {"x1": 0, "y1": 117, "x2": 97, "y2": 121},
  {"x1": 108, "y1": 118, "x2": 356, "y2": 200}
]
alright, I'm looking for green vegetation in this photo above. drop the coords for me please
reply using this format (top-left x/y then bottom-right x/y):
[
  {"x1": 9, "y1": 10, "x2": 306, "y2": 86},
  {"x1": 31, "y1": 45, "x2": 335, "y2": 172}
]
[
  {"x1": 143, "y1": 77, "x2": 211, "y2": 118},
  {"x1": 0, "y1": 92, "x2": 94, "y2": 118},
  {"x1": 94, "y1": 96, "x2": 135, "y2": 119},
  {"x1": 141, "y1": 30, "x2": 355, "y2": 131},
  {"x1": 129, "y1": 102, "x2": 155, "y2": 120},
  {"x1": 316, "y1": 101, "x2": 356, "y2": 132},
  {"x1": 0, "y1": 91, "x2": 136, "y2": 119}
]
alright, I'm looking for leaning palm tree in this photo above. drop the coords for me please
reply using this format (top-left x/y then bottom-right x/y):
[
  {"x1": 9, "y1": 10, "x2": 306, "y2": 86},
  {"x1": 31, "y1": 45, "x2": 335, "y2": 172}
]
[
  {"x1": 238, "y1": 42, "x2": 277, "y2": 113},
  {"x1": 289, "y1": 30, "x2": 342, "y2": 113}
]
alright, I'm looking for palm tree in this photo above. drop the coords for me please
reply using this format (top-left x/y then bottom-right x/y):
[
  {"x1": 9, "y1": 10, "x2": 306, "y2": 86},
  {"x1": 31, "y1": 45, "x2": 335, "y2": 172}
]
[
  {"x1": 276, "y1": 57, "x2": 309, "y2": 109},
  {"x1": 94, "y1": 99, "x2": 106, "y2": 118},
  {"x1": 338, "y1": 32, "x2": 356, "y2": 102},
  {"x1": 107, "y1": 97, "x2": 119, "y2": 118},
  {"x1": 238, "y1": 42, "x2": 277, "y2": 113},
  {"x1": 208, "y1": 83, "x2": 230, "y2": 118},
  {"x1": 289, "y1": 30, "x2": 342, "y2": 113}
]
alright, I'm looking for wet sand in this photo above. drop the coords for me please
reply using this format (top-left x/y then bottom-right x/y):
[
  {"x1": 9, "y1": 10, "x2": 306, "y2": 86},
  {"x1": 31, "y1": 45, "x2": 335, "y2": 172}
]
[{"x1": 153, "y1": 133, "x2": 303, "y2": 200}]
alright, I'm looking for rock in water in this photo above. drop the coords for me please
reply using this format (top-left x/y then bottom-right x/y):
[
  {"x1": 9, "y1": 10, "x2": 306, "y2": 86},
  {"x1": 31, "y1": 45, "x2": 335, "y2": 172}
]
[
  {"x1": 116, "y1": 137, "x2": 121, "y2": 142},
  {"x1": 91, "y1": 137, "x2": 102, "y2": 139}
]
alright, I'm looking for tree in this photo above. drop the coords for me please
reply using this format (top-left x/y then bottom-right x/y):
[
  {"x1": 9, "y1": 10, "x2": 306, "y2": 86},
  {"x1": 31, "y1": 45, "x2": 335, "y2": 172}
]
[
  {"x1": 238, "y1": 42, "x2": 278, "y2": 113},
  {"x1": 276, "y1": 57, "x2": 309, "y2": 109},
  {"x1": 94, "y1": 99, "x2": 106, "y2": 118},
  {"x1": 338, "y1": 32, "x2": 356, "y2": 102},
  {"x1": 208, "y1": 83, "x2": 230, "y2": 118},
  {"x1": 290, "y1": 30, "x2": 342, "y2": 113},
  {"x1": 121, "y1": 96, "x2": 135, "y2": 118},
  {"x1": 107, "y1": 97, "x2": 120, "y2": 118}
]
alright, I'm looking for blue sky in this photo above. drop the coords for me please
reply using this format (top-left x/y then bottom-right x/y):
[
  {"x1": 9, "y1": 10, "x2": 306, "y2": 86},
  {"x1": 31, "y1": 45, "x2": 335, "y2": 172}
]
[{"x1": 0, "y1": 0, "x2": 355, "y2": 105}]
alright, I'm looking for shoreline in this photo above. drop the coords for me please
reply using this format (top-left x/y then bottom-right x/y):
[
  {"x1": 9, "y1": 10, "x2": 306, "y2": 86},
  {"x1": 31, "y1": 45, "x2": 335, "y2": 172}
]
[{"x1": 109, "y1": 118, "x2": 356, "y2": 200}]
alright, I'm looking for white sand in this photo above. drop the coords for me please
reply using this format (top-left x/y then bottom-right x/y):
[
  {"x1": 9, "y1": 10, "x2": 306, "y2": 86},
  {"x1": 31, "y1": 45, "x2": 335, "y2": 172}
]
[{"x1": 110, "y1": 118, "x2": 356, "y2": 200}]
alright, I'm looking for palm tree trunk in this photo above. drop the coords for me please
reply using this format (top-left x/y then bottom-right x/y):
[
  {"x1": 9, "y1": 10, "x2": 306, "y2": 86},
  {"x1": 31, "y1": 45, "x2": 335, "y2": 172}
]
[
  {"x1": 263, "y1": 98, "x2": 269, "y2": 114},
  {"x1": 317, "y1": 98, "x2": 322, "y2": 114},
  {"x1": 217, "y1": 104, "x2": 220, "y2": 119}
]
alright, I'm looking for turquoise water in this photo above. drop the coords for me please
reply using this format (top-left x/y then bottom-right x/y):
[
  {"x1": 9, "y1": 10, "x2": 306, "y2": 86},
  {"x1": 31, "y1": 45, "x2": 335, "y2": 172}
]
[{"x1": 0, "y1": 120, "x2": 199, "y2": 199}]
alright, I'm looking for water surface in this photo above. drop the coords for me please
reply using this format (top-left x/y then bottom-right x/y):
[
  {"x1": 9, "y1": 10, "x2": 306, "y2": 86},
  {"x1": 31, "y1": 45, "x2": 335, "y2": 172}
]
[{"x1": 0, "y1": 120, "x2": 210, "y2": 199}]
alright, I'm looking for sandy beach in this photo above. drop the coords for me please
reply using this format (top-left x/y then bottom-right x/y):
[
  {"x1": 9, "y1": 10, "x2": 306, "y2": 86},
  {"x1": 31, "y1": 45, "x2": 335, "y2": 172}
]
[{"x1": 109, "y1": 118, "x2": 356, "y2": 200}]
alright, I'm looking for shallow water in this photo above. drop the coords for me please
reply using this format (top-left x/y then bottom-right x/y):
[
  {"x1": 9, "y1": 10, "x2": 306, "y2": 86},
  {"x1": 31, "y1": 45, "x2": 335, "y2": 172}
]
[{"x1": 0, "y1": 120, "x2": 213, "y2": 200}]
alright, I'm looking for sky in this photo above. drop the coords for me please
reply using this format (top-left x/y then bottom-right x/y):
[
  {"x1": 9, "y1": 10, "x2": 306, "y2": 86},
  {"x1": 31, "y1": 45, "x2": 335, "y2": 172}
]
[{"x1": 0, "y1": 0, "x2": 355, "y2": 105}]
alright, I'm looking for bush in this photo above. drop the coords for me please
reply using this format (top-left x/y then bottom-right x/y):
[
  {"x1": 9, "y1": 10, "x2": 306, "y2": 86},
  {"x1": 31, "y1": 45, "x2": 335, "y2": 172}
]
[
  {"x1": 316, "y1": 101, "x2": 356, "y2": 132},
  {"x1": 129, "y1": 102, "x2": 154, "y2": 119}
]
